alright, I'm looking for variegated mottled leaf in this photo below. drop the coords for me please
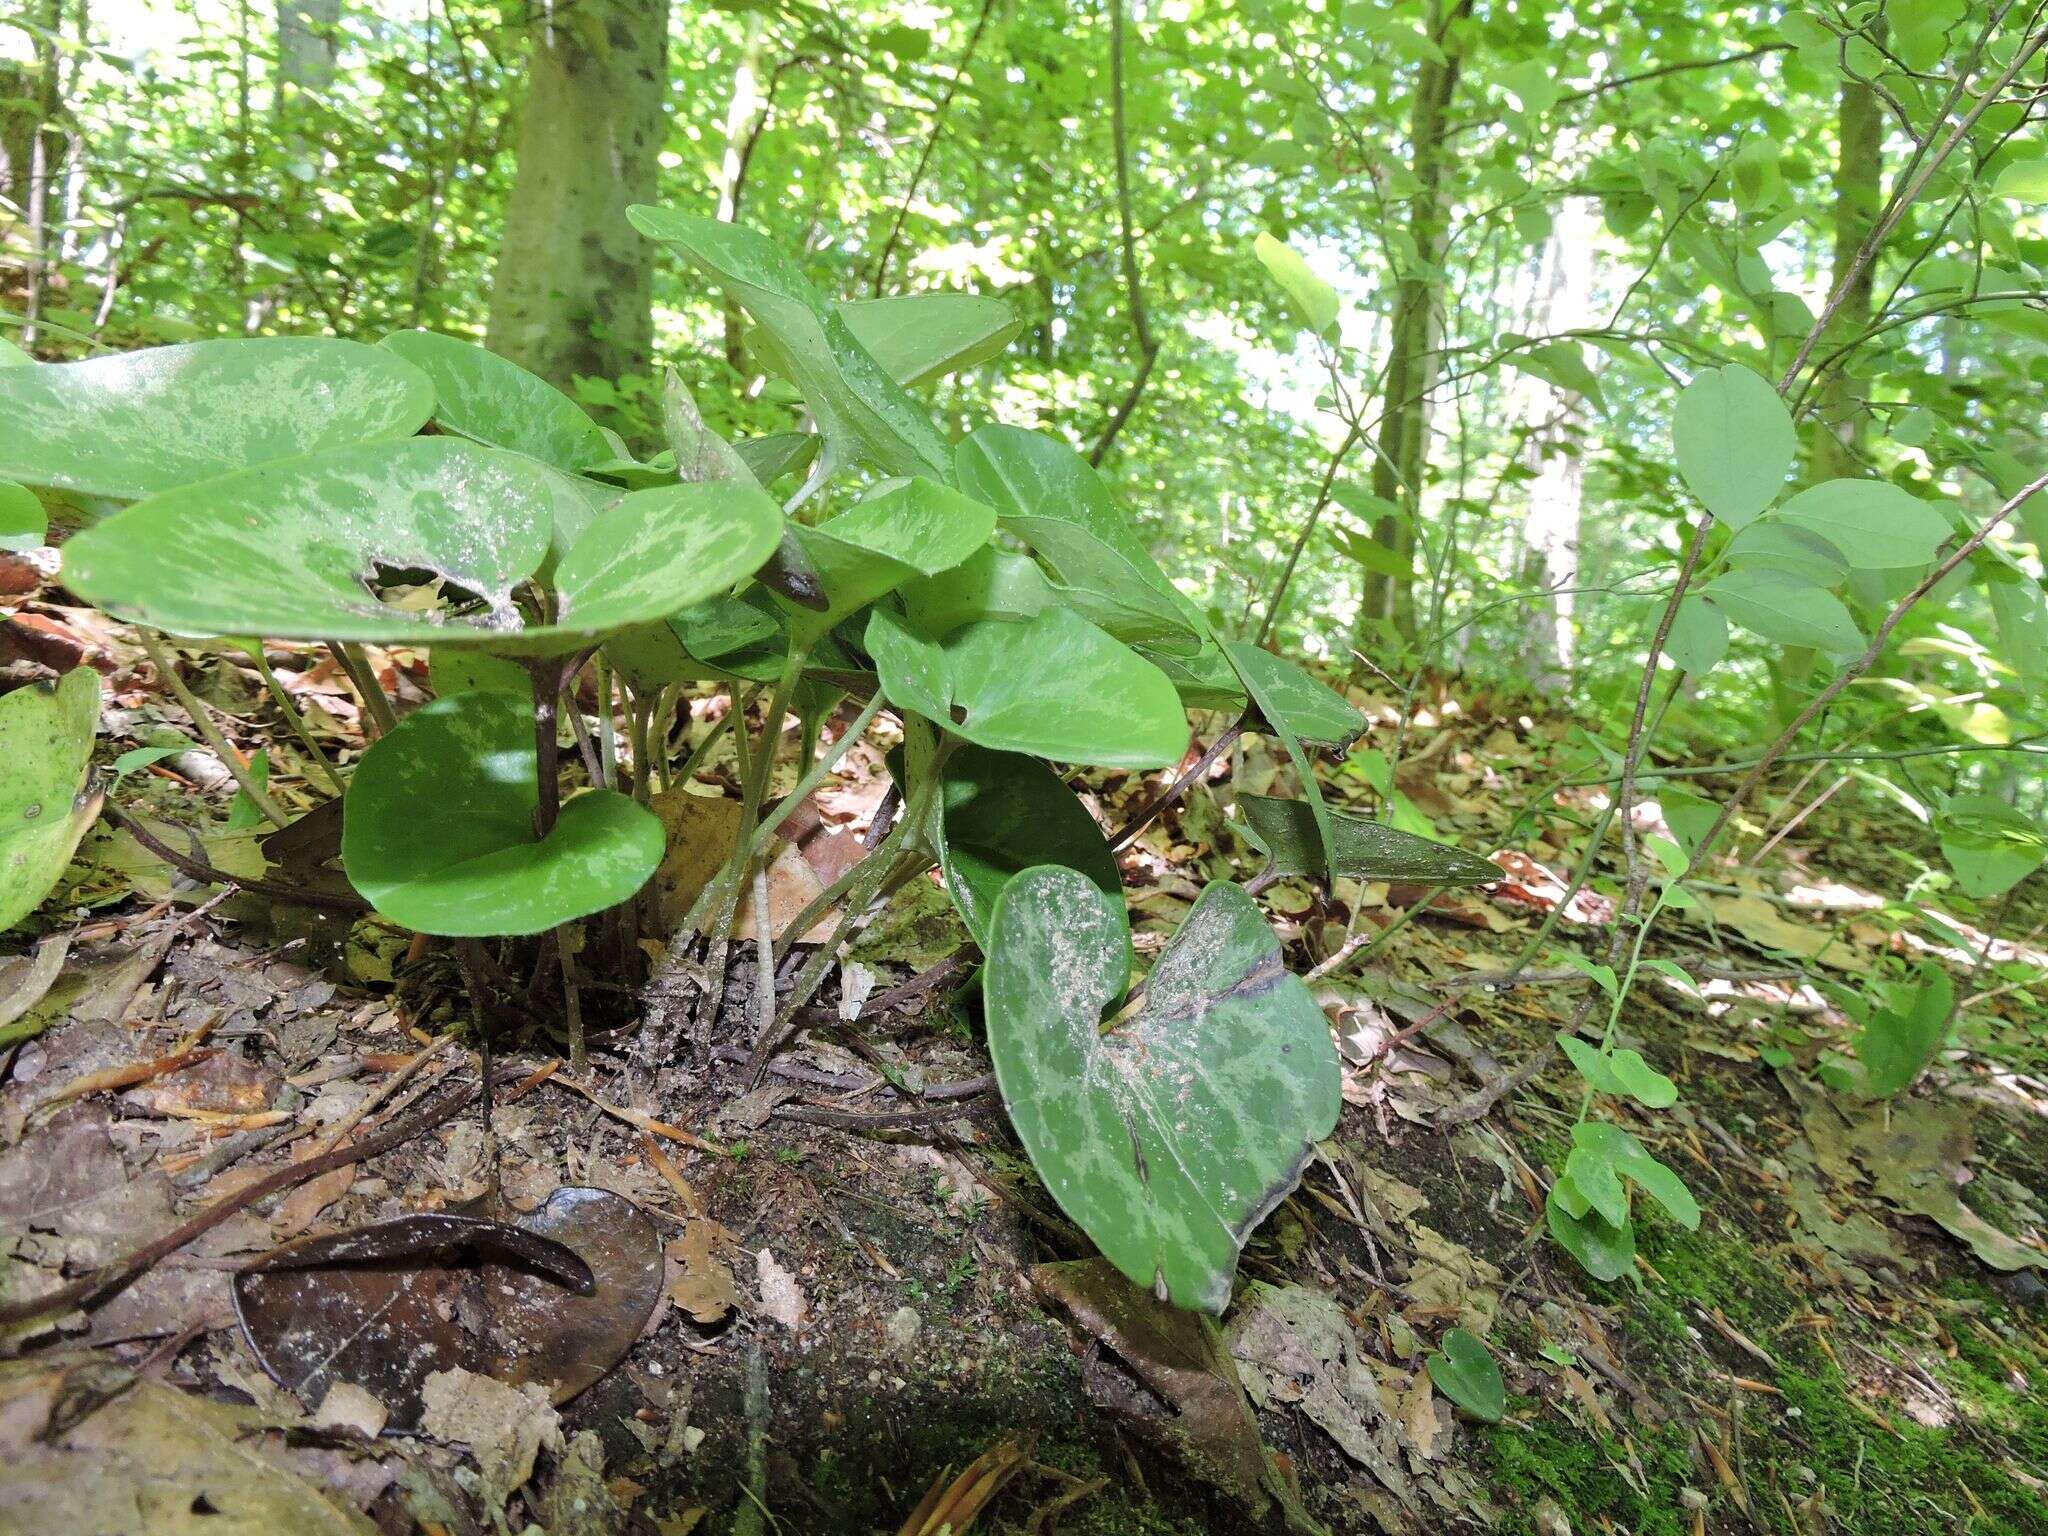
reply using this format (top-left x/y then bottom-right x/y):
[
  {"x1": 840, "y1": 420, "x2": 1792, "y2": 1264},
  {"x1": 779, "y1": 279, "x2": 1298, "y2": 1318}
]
[
  {"x1": 379, "y1": 329, "x2": 612, "y2": 473},
  {"x1": 985, "y1": 868, "x2": 1341, "y2": 1312},
  {"x1": 934, "y1": 744, "x2": 1123, "y2": 948},
  {"x1": 0, "y1": 337, "x2": 433, "y2": 499},
  {"x1": 1238, "y1": 793, "x2": 1500, "y2": 885},
  {"x1": 61, "y1": 438, "x2": 781, "y2": 653},
  {"x1": 1, "y1": 668, "x2": 102, "y2": 931}
]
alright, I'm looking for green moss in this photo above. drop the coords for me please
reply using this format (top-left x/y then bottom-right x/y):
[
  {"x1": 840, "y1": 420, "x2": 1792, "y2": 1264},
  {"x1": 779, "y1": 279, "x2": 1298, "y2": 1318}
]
[{"x1": 1481, "y1": 1414, "x2": 1692, "y2": 1536}]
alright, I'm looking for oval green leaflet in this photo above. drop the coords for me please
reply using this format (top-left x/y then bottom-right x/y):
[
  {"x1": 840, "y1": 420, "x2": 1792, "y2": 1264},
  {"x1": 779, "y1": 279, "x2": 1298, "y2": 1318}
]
[
  {"x1": 0, "y1": 337, "x2": 434, "y2": 500},
  {"x1": 61, "y1": 438, "x2": 783, "y2": 654},
  {"x1": 983, "y1": 867, "x2": 1341, "y2": 1313},
  {"x1": 1672, "y1": 363, "x2": 1794, "y2": 529},
  {"x1": 341, "y1": 690, "x2": 664, "y2": 936},
  {"x1": 1, "y1": 668, "x2": 102, "y2": 932}
]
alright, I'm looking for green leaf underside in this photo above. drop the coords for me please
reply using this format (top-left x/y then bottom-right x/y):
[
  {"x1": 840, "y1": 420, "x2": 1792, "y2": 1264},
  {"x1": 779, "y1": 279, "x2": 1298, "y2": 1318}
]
[
  {"x1": 626, "y1": 206, "x2": 951, "y2": 480},
  {"x1": 1664, "y1": 597, "x2": 1729, "y2": 674},
  {"x1": 1427, "y1": 1329, "x2": 1505, "y2": 1422},
  {"x1": 342, "y1": 691, "x2": 663, "y2": 935},
  {"x1": 867, "y1": 605, "x2": 1189, "y2": 769},
  {"x1": 1938, "y1": 794, "x2": 2046, "y2": 898},
  {"x1": 984, "y1": 868, "x2": 1341, "y2": 1312},
  {"x1": 1701, "y1": 567, "x2": 1864, "y2": 659},
  {"x1": 935, "y1": 744, "x2": 1124, "y2": 948},
  {"x1": 1724, "y1": 521, "x2": 1849, "y2": 587},
  {"x1": 0, "y1": 337, "x2": 433, "y2": 500},
  {"x1": 953, "y1": 426, "x2": 1237, "y2": 699},
  {"x1": 1771, "y1": 480, "x2": 1951, "y2": 570},
  {"x1": 783, "y1": 478, "x2": 997, "y2": 639},
  {"x1": 61, "y1": 438, "x2": 781, "y2": 652},
  {"x1": 1, "y1": 668, "x2": 102, "y2": 930},
  {"x1": 379, "y1": 329, "x2": 612, "y2": 474},
  {"x1": 1858, "y1": 966, "x2": 1955, "y2": 1097},
  {"x1": 838, "y1": 293, "x2": 1021, "y2": 388},
  {"x1": 1237, "y1": 793, "x2": 1499, "y2": 885},
  {"x1": 1672, "y1": 363, "x2": 1794, "y2": 529},
  {"x1": 1253, "y1": 232, "x2": 1340, "y2": 333}
]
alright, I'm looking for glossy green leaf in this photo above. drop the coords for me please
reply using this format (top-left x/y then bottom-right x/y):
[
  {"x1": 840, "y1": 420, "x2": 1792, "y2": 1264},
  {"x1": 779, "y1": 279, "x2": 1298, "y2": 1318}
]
[
  {"x1": 1237, "y1": 793, "x2": 1499, "y2": 885},
  {"x1": 984, "y1": 869, "x2": 1341, "y2": 1312},
  {"x1": 1252, "y1": 232, "x2": 1339, "y2": 333},
  {"x1": 934, "y1": 744, "x2": 1123, "y2": 948},
  {"x1": 0, "y1": 481, "x2": 45, "y2": 553},
  {"x1": 0, "y1": 337, "x2": 30, "y2": 367},
  {"x1": 1546, "y1": 1182, "x2": 1636, "y2": 1282},
  {"x1": 1672, "y1": 364, "x2": 1794, "y2": 529},
  {"x1": 1701, "y1": 567, "x2": 1864, "y2": 660},
  {"x1": 838, "y1": 293, "x2": 1021, "y2": 388},
  {"x1": 734, "y1": 432, "x2": 819, "y2": 487},
  {"x1": 432, "y1": 650, "x2": 530, "y2": 697},
  {"x1": 1223, "y1": 644, "x2": 1362, "y2": 749},
  {"x1": 1938, "y1": 794, "x2": 2046, "y2": 898},
  {"x1": 1, "y1": 668, "x2": 102, "y2": 931},
  {"x1": 1560, "y1": 1122, "x2": 1699, "y2": 1231},
  {"x1": 341, "y1": 690, "x2": 662, "y2": 935},
  {"x1": 62, "y1": 439, "x2": 781, "y2": 652},
  {"x1": 867, "y1": 605, "x2": 1188, "y2": 769},
  {"x1": 1663, "y1": 597, "x2": 1729, "y2": 675},
  {"x1": 1772, "y1": 480, "x2": 1952, "y2": 569},
  {"x1": 378, "y1": 330, "x2": 611, "y2": 474},
  {"x1": 662, "y1": 369, "x2": 758, "y2": 486},
  {"x1": 1426, "y1": 1329, "x2": 1505, "y2": 1422},
  {"x1": 953, "y1": 425, "x2": 1214, "y2": 661},
  {"x1": 1557, "y1": 1035, "x2": 1678, "y2": 1108},
  {"x1": 1858, "y1": 965, "x2": 1955, "y2": 1097},
  {"x1": 782, "y1": 478, "x2": 996, "y2": 642},
  {"x1": 901, "y1": 546, "x2": 1056, "y2": 636},
  {"x1": 626, "y1": 207, "x2": 950, "y2": 480},
  {"x1": 0, "y1": 338, "x2": 433, "y2": 500},
  {"x1": 1224, "y1": 639, "x2": 1342, "y2": 882}
]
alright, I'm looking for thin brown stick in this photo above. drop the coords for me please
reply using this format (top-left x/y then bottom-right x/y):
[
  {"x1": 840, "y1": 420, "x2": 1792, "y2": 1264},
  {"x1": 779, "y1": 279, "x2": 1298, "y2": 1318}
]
[{"x1": 1088, "y1": 0, "x2": 1160, "y2": 466}]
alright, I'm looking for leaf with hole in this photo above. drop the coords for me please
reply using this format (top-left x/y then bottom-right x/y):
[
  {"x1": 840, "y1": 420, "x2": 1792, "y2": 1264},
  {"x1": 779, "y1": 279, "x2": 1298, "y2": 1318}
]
[
  {"x1": 627, "y1": 207, "x2": 950, "y2": 480},
  {"x1": 1938, "y1": 794, "x2": 2045, "y2": 898},
  {"x1": 341, "y1": 690, "x2": 664, "y2": 935},
  {"x1": 985, "y1": 869, "x2": 1340, "y2": 1312},
  {"x1": 1, "y1": 667, "x2": 101, "y2": 931},
  {"x1": 1425, "y1": 1328, "x2": 1505, "y2": 1422},
  {"x1": 1672, "y1": 363, "x2": 1794, "y2": 528},
  {"x1": 867, "y1": 605, "x2": 1187, "y2": 769},
  {"x1": 378, "y1": 330, "x2": 611, "y2": 474},
  {"x1": 1557, "y1": 1036, "x2": 1678, "y2": 1108},
  {"x1": 1236, "y1": 794, "x2": 1499, "y2": 886},
  {"x1": 838, "y1": 293, "x2": 1021, "y2": 388},
  {"x1": 933, "y1": 744, "x2": 1124, "y2": 949},
  {"x1": 1771, "y1": 479, "x2": 1952, "y2": 570},
  {"x1": 0, "y1": 337, "x2": 433, "y2": 500},
  {"x1": 61, "y1": 438, "x2": 781, "y2": 653},
  {"x1": 1857, "y1": 965, "x2": 1954, "y2": 1097},
  {"x1": 1701, "y1": 567, "x2": 1864, "y2": 660}
]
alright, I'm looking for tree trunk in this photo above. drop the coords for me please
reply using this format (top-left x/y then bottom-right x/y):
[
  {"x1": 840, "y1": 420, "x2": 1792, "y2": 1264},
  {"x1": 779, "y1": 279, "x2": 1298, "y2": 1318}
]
[
  {"x1": 1359, "y1": 0, "x2": 1469, "y2": 644},
  {"x1": 716, "y1": 14, "x2": 768, "y2": 377},
  {"x1": 1515, "y1": 197, "x2": 1599, "y2": 693},
  {"x1": 487, "y1": 0, "x2": 670, "y2": 396},
  {"x1": 1807, "y1": 58, "x2": 1884, "y2": 481}
]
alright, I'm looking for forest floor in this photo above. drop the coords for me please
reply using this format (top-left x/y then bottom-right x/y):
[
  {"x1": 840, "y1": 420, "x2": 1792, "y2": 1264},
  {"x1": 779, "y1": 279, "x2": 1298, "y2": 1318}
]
[{"x1": 3, "y1": 599, "x2": 2047, "y2": 1535}]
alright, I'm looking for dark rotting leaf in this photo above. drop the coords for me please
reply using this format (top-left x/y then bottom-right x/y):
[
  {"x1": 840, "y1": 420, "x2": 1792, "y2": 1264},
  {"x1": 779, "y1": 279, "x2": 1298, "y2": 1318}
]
[{"x1": 234, "y1": 1185, "x2": 662, "y2": 1431}]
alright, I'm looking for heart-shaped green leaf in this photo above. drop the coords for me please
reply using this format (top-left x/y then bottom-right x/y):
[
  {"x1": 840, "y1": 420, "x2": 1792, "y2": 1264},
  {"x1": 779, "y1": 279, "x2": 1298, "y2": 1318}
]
[
  {"x1": 1545, "y1": 1182, "x2": 1636, "y2": 1281},
  {"x1": 62, "y1": 438, "x2": 781, "y2": 652},
  {"x1": 1672, "y1": 363, "x2": 1794, "y2": 529},
  {"x1": 1857, "y1": 964, "x2": 1954, "y2": 1097},
  {"x1": 953, "y1": 425, "x2": 1209, "y2": 657},
  {"x1": 0, "y1": 480, "x2": 45, "y2": 553},
  {"x1": 1223, "y1": 645, "x2": 1363, "y2": 749},
  {"x1": 1557, "y1": 1122, "x2": 1699, "y2": 1231},
  {"x1": 934, "y1": 744, "x2": 1123, "y2": 948},
  {"x1": 839, "y1": 294, "x2": 1021, "y2": 388},
  {"x1": 342, "y1": 691, "x2": 662, "y2": 935},
  {"x1": 0, "y1": 338, "x2": 433, "y2": 500},
  {"x1": 1426, "y1": 1328, "x2": 1505, "y2": 1422},
  {"x1": 1557, "y1": 1036, "x2": 1678, "y2": 1108},
  {"x1": 900, "y1": 546, "x2": 1056, "y2": 636},
  {"x1": 1237, "y1": 794, "x2": 1499, "y2": 885},
  {"x1": 868, "y1": 606, "x2": 1188, "y2": 769},
  {"x1": 985, "y1": 869, "x2": 1340, "y2": 1312},
  {"x1": 2, "y1": 668, "x2": 102, "y2": 931},
  {"x1": 781, "y1": 478, "x2": 996, "y2": 642},
  {"x1": 1938, "y1": 794, "x2": 2045, "y2": 898},
  {"x1": 1772, "y1": 479, "x2": 1952, "y2": 569},
  {"x1": 626, "y1": 207, "x2": 951, "y2": 480},
  {"x1": 379, "y1": 330, "x2": 612, "y2": 474}
]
